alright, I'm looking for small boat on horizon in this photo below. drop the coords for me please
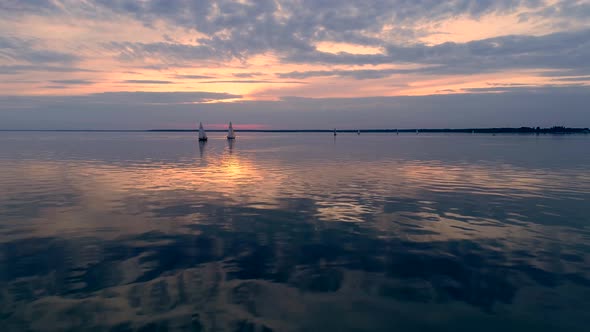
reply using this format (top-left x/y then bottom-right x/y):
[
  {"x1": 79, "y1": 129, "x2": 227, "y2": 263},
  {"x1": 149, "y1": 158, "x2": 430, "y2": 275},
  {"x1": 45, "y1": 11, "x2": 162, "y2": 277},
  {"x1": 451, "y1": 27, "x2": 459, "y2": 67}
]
[
  {"x1": 357, "y1": 130, "x2": 361, "y2": 135},
  {"x1": 333, "y1": 128, "x2": 337, "y2": 136},
  {"x1": 198, "y1": 122, "x2": 208, "y2": 141},
  {"x1": 227, "y1": 121, "x2": 236, "y2": 140}
]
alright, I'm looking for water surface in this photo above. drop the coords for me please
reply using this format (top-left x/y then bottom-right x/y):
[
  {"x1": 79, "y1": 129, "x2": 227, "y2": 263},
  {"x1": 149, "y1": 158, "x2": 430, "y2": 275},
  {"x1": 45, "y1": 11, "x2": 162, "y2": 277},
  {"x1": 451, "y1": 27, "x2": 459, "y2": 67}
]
[{"x1": 1, "y1": 132, "x2": 589, "y2": 331}]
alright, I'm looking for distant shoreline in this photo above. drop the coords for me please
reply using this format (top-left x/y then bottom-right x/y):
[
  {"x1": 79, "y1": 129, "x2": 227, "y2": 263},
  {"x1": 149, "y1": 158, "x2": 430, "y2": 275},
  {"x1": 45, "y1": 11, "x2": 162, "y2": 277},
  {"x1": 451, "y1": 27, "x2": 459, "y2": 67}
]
[
  {"x1": 150, "y1": 127, "x2": 590, "y2": 134},
  {"x1": 1, "y1": 127, "x2": 589, "y2": 134}
]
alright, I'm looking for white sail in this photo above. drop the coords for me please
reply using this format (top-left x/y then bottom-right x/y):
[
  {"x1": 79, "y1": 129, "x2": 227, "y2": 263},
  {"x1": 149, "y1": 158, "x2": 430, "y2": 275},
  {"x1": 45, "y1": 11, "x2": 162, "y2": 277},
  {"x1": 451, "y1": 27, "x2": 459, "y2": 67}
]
[
  {"x1": 198, "y1": 122, "x2": 207, "y2": 140},
  {"x1": 227, "y1": 121, "x2": 236, "y2": 139}
]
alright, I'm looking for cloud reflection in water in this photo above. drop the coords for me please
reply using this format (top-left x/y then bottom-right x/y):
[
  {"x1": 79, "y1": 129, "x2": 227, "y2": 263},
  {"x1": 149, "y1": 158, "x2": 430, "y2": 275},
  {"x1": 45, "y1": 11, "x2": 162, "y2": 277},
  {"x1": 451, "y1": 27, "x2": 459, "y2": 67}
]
[{"x1": 0, "y1": 132, "x2": 589, "y2": 331}]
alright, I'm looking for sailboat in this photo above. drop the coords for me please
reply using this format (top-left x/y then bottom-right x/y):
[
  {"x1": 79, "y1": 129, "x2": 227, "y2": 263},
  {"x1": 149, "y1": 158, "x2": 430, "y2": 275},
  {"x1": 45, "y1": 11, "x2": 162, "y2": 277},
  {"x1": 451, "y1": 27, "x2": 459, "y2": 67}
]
[
  {"x1": 333, "y1": 128, "x2": 337, "y2": 136},
  {"x1": 198, "y1": 122, "x2": 208, "y2": 141},
  {"x1": 357, "y1": 130, "x2": 361, "y2": 135},
  {"x1": 396, "y1": 129, "x2": 399, "y2": 135},
  {"x1": 227, "y1": 121, "x2": 236, "y2": 140}
]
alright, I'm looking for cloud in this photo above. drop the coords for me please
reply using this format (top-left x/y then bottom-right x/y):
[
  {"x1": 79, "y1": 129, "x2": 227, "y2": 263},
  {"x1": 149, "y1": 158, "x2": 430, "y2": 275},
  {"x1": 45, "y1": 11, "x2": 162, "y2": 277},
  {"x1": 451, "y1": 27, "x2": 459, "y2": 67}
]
[
  {"x1": 279, "y1": 28, "x2": 590, "y2": 78},
  {"x1": 41, "y1": 85, "x2": 69, "y2": 89},
  {"x1": 0, "y1": 91, "x2": 241, "y2": 107},
  {"x1": 550, "y1": 76, "x2": 590, "y2": 82},
  {"x1": 174, "y1": 74, "x2": 215, "y2": 79},
  {"x1": 2, "y1": 0, "x2": 590, "y2": 128},
  {"x1": 462, "y1": 84, "x2": 587, "y2": 93},
  {"x1": 277, "y1": 68, "x2": 413, "y2": 80},
  {"x1": 110, "y1": 2, "x2": 585, "y2": 46},
  {"x1": 202, "y1": 79, "x2": 306, "y2": 84},
  {"x1": 519, "y1": 1, "x2": 590, "y2": 23},
  {"x1": 2, "y1": 0, "x2": 587, "y2": 90},
  {"x1": 80, "y1": 91, "x2": 241, "y2": 104},
  {"x1": 107, "y1": 41, "x2": 218, "y2": 62},
  {"x1": 485, "y1": 82, "x2": 531, "y2": 87},
  {"x1": 0, "y1": 0, "x2": 61, "y2": 16},
  {"x1": 538, "y1": 68, "x2": 590, "y2": 77},
  {"x1": 98, "y1": 0, "x2": 585, "y2": 69},
  {"x1": 5, "y1": 1, "x2": 587, "y2": 70},
  {"x1": 89, "y1": 0, "x2": 551, "y2": 44},
  {"x1": 50, "y1": 79, "x2": 94, "y2": 85},
  {"x1": 0, "y1": 36, "x2": 80, "y2": 65},
  {"x1": 0, "y1": 65, "x2": 97, "y2": 75},
  {"x1": 121, "y1": 80, "x2": 175, "y2": 84},
  {"x1": 233, "y1": 72, "x2": 263, "y2": 78},
  {"x1": 1, "y1": 86, "x2": 588, "y2": 130},
  {"x1": 104, "y1": 23, "x2": 590, "y2": 80}
]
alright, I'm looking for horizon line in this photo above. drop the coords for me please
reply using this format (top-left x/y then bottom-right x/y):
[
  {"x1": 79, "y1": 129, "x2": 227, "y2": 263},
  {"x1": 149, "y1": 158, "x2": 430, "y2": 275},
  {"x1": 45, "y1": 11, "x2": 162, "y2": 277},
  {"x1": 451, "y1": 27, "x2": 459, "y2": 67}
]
[{"x1": 1, "y1": 126, "x2": 588, "y2": 133}]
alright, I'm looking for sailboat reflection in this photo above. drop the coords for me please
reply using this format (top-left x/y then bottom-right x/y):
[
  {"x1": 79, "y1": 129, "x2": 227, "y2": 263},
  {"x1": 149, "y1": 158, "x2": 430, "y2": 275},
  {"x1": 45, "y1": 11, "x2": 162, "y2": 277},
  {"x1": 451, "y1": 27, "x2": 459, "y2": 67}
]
[
  {"x1": 198, "y1": 140, "x2": 207, "y2": 157},
  {"x1": 198, "y1": 140, "x2": 208, "y2": 167},
  {"x1": 227, "y1": 137, "x2": 235, "y2": 155}
]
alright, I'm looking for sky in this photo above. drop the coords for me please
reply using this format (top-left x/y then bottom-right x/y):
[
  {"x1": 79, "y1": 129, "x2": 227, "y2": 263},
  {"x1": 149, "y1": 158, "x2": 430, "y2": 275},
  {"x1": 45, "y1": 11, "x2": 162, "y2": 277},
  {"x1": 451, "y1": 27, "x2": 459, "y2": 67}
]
[{"x1": 1, "y1": 0, "x2": 589, "y2": 130}]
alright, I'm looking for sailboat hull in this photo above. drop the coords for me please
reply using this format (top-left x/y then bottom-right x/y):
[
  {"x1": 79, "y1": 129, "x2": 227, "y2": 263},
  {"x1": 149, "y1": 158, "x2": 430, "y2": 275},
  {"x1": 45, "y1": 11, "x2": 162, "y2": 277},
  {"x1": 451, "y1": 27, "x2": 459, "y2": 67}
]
[{"x1": 198, "y1": 137, "x2": 208, "y2": 141}]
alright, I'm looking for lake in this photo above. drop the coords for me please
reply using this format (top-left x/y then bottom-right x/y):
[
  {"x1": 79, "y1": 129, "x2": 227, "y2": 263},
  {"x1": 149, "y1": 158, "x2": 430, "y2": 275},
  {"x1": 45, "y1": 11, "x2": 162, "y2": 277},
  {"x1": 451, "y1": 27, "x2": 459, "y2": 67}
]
[{"x1": 0, "y1": 132, "x2": 589, "y2": 331}]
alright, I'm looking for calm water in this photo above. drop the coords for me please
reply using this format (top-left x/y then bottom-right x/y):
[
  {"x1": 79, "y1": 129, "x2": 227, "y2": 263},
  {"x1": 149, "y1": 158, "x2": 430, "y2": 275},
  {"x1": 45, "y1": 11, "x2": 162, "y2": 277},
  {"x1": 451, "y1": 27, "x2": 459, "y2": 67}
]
[{"x1": 1, "y1": 132, "x2": 589, "y2": 332}]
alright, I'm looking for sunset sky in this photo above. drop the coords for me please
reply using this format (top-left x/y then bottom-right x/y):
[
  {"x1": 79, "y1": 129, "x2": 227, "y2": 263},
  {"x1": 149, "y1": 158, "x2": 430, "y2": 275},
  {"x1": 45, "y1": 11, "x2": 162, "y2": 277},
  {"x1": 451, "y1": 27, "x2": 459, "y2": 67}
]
[{"x1": 1, "y1": 0, "x2": 589, "y2": 129}]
